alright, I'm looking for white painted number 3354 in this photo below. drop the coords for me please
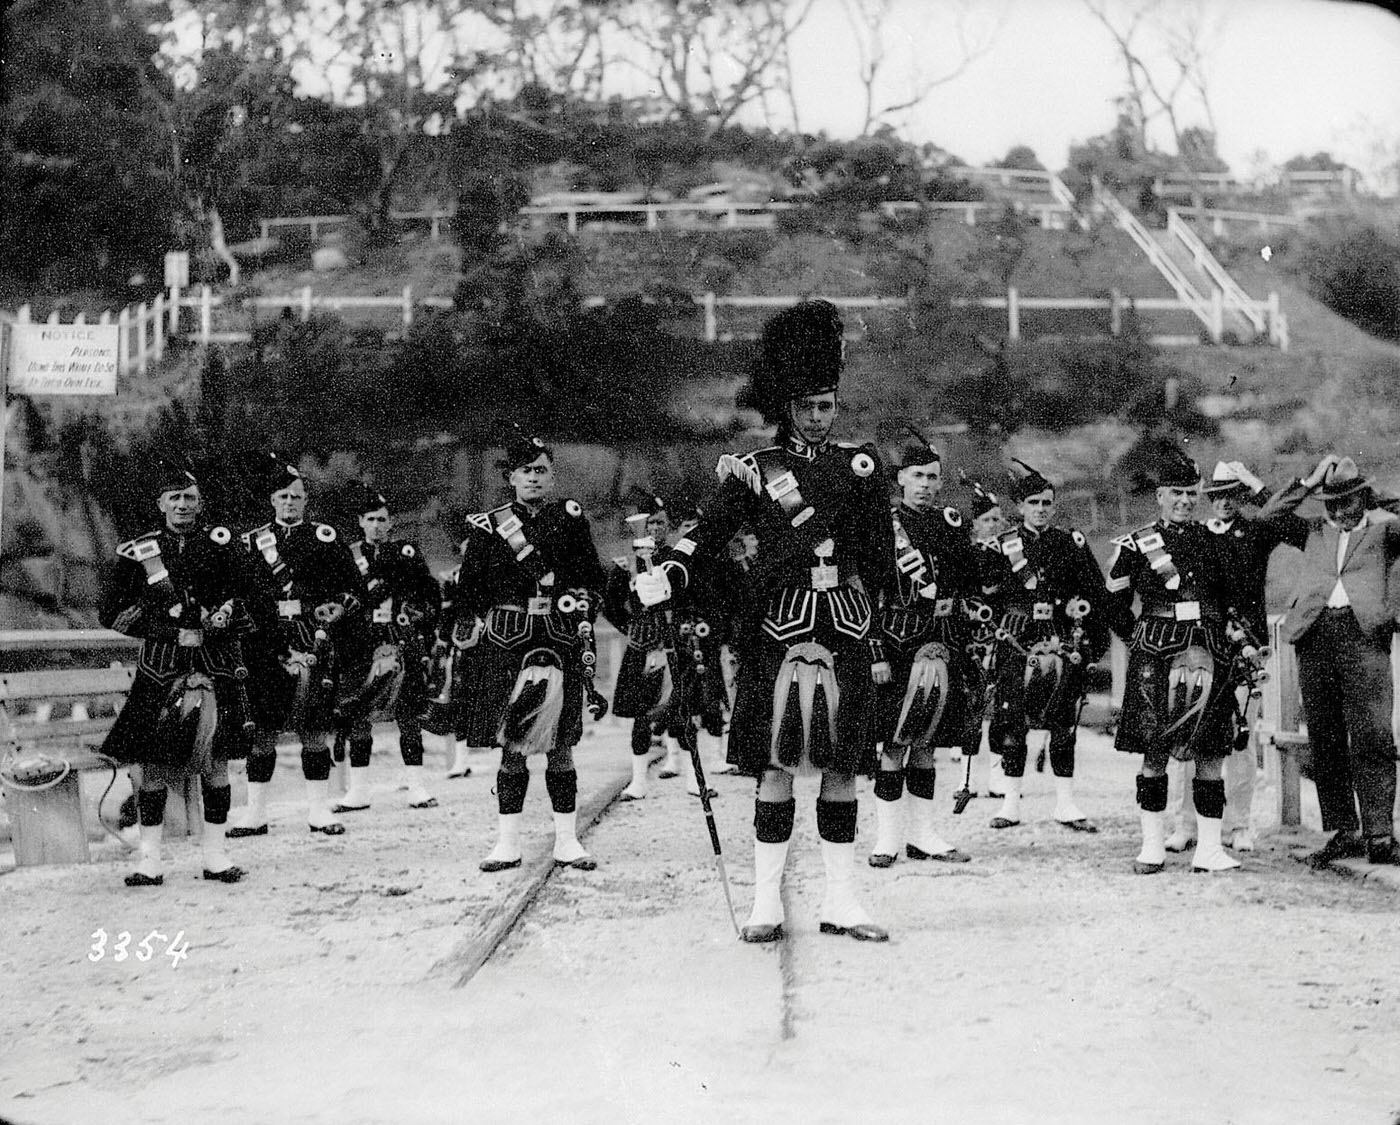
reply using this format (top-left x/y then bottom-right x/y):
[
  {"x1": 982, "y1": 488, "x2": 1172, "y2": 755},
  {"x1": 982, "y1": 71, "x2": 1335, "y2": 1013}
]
[{"x1": 89, "y1": 928, "x2": 190, "y2": 968}]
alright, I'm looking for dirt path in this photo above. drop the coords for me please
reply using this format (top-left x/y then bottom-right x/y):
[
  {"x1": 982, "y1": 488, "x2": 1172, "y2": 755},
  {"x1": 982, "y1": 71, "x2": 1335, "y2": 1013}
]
[{"x1": 3, "y1": 726, "x2": 1400, "y2": 1125}]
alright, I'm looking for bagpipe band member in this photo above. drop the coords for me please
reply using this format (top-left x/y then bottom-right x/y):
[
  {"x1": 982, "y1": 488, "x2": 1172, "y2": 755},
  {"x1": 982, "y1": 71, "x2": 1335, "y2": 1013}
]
[
  {"x1": 983, "y1": 459, "x2": 1111, "y2": 834},
  {"x1": 423, "y1": 559, "x2": 481, "y2": 780},
  {"x1": 1105, "y1": 446, "x2": 1247, "y2": 875},
  {"x1": 1164, "y1": 459, "x2": 1283, "y2": 854},
  {"x1": 459, "y1": 428, "x2": 610, "y2": 873},
  {"x1": 332, "y1": 484, "x2": 441, "y2": 814},
  {"x1": 226, "y1": 456, "x2": 368, "y2": 838},
  {"x1": 99, "y1": 458, "x2": 279, "y2": 886},
  {"x1": 867, "y1": 434, "x2": 978, "y2": 869},
  {"x1": 963, "y1": 473, "x2": 1008, "y2": 800},
  {"x1": 606, "y1": 494, "x2": 682, "y2": 802},
  {"x1": 636, "y1": 299, "x2": 896, "y2": 944}
]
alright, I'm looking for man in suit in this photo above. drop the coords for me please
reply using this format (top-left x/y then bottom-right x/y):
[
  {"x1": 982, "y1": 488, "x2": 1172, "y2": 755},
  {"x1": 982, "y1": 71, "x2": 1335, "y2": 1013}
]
[{"x1": 1268, "y1": 455, "x2": 1400, "y2": 866}]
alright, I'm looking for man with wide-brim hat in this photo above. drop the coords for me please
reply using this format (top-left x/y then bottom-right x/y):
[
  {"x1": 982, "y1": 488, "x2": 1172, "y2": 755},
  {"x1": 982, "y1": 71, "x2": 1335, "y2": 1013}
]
[
  {"x1": 1259, "y1": 454, "x2": 1400, "y2": 867},
  {"x1": 636, "y1": 299, "x2": 897, "y2": 943},
  {"x1": 1104, "y1": 444, "x2": 1250, "y2": 874}
]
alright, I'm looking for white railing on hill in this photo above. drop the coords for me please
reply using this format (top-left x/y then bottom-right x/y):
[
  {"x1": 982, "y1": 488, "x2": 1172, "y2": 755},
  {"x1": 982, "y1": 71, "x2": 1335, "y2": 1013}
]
[
  {"x1": 1091, "y1": 178, "x2": 1221, "y2": 341},
  {"x1": 204, "y1": 285, "x2": 1287, "y2": 349},
  {"x1": 1153, "y1": 169, "x2": 1356, "y2": 201},
  {"x1": 1166, "y1": 210, "x2": 1267, "y2": 337},
  {"x1": 1169, "y1": 207, "x2": 1304, "y2": 236}
]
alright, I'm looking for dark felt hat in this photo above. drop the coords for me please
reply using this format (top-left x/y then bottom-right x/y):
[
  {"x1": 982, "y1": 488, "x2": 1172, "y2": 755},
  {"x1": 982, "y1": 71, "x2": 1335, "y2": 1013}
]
[
  {"x1": 497, "y1": 425, "x2": 553, "y2": 476},
  {"x1": 745, "y1": 299, "x2": 845, "y2": 424},
  {"x1": 352, "y1": 483, "x2": 390, "y2": 515},
  {"x1": 962, "y1": 472, "x2": 1001, "y2": 517},
  {"x1": 262, "y1": 453, "x2": 302, "y2": 496},
  {"x1": 1155, "y1": 445, "x2": 1201, "y2": 489},
  {"x1": 150, "y1": 454, "x2": 199, "y2": 498},
  {"x1": 1008, "y1": 458, "x2": 1054, "y2": 502}
]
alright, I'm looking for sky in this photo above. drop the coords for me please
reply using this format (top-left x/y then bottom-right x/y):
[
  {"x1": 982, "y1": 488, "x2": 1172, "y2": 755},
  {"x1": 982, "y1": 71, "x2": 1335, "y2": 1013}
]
[{"x1": 774, "y1": 0, "x2": 1400, "y2": 187}]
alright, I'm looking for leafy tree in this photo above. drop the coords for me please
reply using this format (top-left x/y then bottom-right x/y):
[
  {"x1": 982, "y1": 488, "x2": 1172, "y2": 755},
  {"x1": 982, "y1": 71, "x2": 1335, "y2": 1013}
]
[
  {"x1": 1, "y1": 0, "x2": 177, "y2": 290},
  {"x1": 1293, "y1": 216, "x2": 1400, "y2": 341}
]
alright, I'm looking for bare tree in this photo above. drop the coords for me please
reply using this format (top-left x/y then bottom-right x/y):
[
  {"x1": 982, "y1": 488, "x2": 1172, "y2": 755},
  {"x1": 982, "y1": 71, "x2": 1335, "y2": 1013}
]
[
  {"x1": 1082, "y1": 0, "x2": 1226, "y2": 157},
  {"x1": 607, "y1": 0, "x2": 818, "y2": 134},
  {"x1": 840, "y1": 0, "x2": 1006, "y2": 137}
]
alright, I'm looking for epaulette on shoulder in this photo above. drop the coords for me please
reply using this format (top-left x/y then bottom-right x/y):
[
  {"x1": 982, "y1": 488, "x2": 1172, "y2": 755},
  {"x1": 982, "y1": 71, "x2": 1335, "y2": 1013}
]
[
  {"x1": 314, "y1": 522, "x2": 337, "y2": 543},
  {"x1": 1071, "y1": 529, "x2": 1087, "y2": 548},
  {"x1": 465, "y1": 512, "x2": 492, "y2": 533},
  {"x1": 716, "y1": 450, "x2": 764, "y2": 495},
  {"x1": 942, "y1": 506, "x2": 963, "y2": 528},
  {"x1": 400, "y1": 542, "x2": 417, "y2": 558},
  {"x1": 562, "y1": 498, "x2": 583, "y2": 518},
  {"x1": 116, "y1": 531, "x2": 160, "y2": 560},
  {"x1": 209, "y1": 526, "x2": 232, "y2": 546}
]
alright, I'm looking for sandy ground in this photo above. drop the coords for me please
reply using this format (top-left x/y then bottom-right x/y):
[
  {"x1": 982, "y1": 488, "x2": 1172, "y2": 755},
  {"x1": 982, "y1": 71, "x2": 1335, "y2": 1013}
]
[{"x1": 3, "y1": 719, "x2": 1400, "y2": 1125}]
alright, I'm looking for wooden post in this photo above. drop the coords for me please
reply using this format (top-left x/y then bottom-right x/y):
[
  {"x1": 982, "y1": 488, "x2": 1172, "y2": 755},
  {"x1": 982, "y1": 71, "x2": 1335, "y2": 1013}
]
[
  {"x1": 260, "y1": 219, "x2": 270, "y2": 240},
  {"x1": 16, "y1": 304, "x2": 29, "y2": 322},
  {"x1": 566, "y1": 209, "x2": 577, "y2": 236},
  {"x1": 169, "y1": 282, "x2": 181, "y2": 335},
  {"x1": 1267, "y1": 291, "x2": 1280, "y2": 346},
  {"x1": 309, "y1": 218, "x2": 319, "y2": 241},
  {"x1": 99, "y1": 310, "x2": 111, "y2": 325},
  {"x1": 1109, "y1": 289, "x2": 1122, "y2": 336},
  {"x1": 151, "y1": 293, "x2": 165, "y2": 362},
  {"x1": 1210, "y1": 289, "x2": 1223, "y2": 344},
  {"x1": 646, "y1": 206, "x2": 658, "y2": 232},
  {"x1": 1006, "y1": 286, "x2": 1019, "y2": 342},
  {"x1": 73, "y1": 312, "x2": 86, "y2": 325},
  {"x1": 301, "y1": 285, "x2": 313, "y2": 322},
  {"x1": 200, "y1": 285, "x2": 212, "y2": 343},
  {"x1": 402, "y1": 284, "x2": 413, "y2": 330},
  {"x1": 136, "y1": 301, "x2": 149, "y2": 374},
  {"x1": 47, "y1": 309, "x2": 59, "y2": 324},
  {"x1": 118, "y1": 307, "x2": 130, "y2": 375},
  {"x1": 702, "y1": 292, "x2": 717, "y2": 342},
  {"x1": 964, "y1": 204, "x2": 976, "y2": 226}
]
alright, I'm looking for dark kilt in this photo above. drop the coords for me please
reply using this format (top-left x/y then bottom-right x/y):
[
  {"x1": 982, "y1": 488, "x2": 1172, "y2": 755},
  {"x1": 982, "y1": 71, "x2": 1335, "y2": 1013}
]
[
  {"x1": 458, "y1": 605, "x2": 584, "y2": 751},
  {"x1": 1114, "y1": 616, "x2": 1236, "y2": 762},
  {"x1": 727, "y1": 585, "x2": 877, "y2": 778},
  {"x1": 242, "y1": 617, "x2": 354, "y2": 737},
  {"x1": 101, "y1": 639, "x2": 253, "y2": 768},
  {"x1": 611, "y1": 614, "x2": 669, "y2": 719},
  {"x1": 872, "y1": 607, "x2": 973, "y2": 752},
  {"x1": 988, "y1": 614, "x2": 1089, "y2": 751},
  {"x1": 338, "y1": 622, "x2": 429, "y2": 728}
]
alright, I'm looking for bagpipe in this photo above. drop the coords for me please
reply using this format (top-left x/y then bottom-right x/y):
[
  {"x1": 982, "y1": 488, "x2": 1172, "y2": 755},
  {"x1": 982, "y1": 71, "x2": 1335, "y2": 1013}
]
[
  {"x1": 1224, "y1": 612, "x2": 1271, "y2": 752},
  {"x1": 555, "y1": 589, "x2": 610, "y2": 722},
  {"x1": 953, "y1": 596, "x2": 999, "y2": 814}
]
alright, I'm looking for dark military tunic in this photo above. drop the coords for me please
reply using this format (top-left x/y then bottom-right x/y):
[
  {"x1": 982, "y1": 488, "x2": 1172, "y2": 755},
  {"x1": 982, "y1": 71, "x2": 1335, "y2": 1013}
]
[
  {"x1": 452, "y1": 498, "x2": 608, "y2": 750},
  {"x1": 982, "y1": 523, "x2": 1112, "y2": 751},
  {"x1": 658, "y1": 435, "x2": 896, "y2": 777},
  {"x1": 239, "y1": 519, "x2": 368, "y2": 734},
  {"x1": 1106, "y1": 518, "x2": 1242, "y2": 761},
  {"x1": 99, "y1": 524, "x2": 279, "y2": 767},
  {"x1": 873, "y1": 502, "x2": 982, "y2": 752},
  {"x1": 341, "y1": 537, "x2": 440, "y2": 728}
]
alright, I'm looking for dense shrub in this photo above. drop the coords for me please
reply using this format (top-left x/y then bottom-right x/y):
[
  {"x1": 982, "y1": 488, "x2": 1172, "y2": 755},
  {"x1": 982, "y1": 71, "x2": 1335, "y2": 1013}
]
[{"x1": 1291, "y1": 216, "x2": 1400, "y2": 341}]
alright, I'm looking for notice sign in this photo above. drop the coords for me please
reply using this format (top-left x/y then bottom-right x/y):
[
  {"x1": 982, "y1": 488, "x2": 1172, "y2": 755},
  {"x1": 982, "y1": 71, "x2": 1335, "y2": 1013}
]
[{"x1": 6, "y1": 324, "x2": 119, "y2": 395}]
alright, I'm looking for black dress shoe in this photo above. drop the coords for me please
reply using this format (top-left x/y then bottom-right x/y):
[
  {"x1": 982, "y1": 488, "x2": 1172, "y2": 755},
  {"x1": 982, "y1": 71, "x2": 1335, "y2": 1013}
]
[
  {"x1": 1132, "y1": 860, "x2": 1165, "y2": 875},
  {"x1": 868, "y1": 853, "x2": 896, "y2": 868},
  {"x1": 906, "y1": 844, "x2": 971, "y2": 863},
  {"x1": 226, "y1": 824, "x2": 268, "y2": 838},
  {"x1": 1057, "y1": 818, "x2": 1100, "y2": 834},
  {"x1": 1367, "y1": 837, "x2": 1400, "y2": 865},
  {"x1": 309, "y1": 822, "x2": 346, "y2": 836},
  {"x1": 124, "y1": 871, "x2": 164, "y2": 887},
  {"x1": 409, "y1": 797, "x2": 439, "y2": 809},
  {"x1": 203, "y1": 866, "x2": 246, "y2": 883},
  {"x1": 554, "y1": 856, "x2": 598, "y2": 871},
  {"x1": 1304, "y1": 830, "x2": 1366, "y2": 869},
  {"x1": 989, "y1": 817, "x2": 1021, "y2": 830},
  {"x1": 739, "y1": 922, "x2": 784, "y2": 943},
  {"x1": 479, "y1": 857, "x2": 522, "y2": 872},
  {"x1": 819, "y1": 920, "x2": 890, "y2": 943}
]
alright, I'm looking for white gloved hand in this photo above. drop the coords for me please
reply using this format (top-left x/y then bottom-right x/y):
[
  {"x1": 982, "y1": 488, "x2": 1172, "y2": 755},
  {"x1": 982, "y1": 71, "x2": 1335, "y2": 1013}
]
[{"x1": 634, "y1": 568, "x2": 672, "y2": 607}]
